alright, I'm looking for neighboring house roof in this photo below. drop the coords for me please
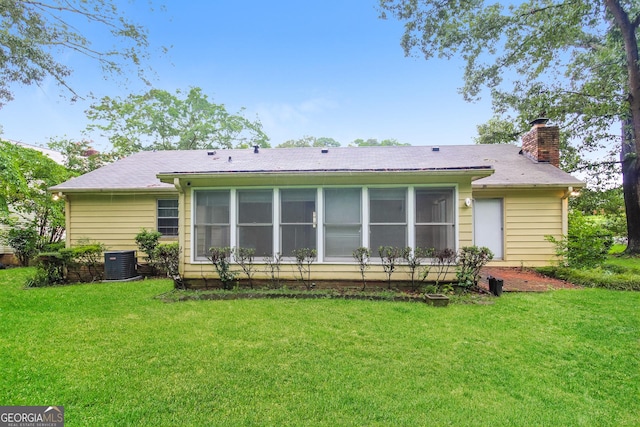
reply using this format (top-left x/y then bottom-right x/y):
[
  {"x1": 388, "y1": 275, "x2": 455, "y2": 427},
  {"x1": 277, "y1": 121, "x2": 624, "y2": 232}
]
[
  {"x1": 50, "y1": 145, "x2": 584, "y2": 192},
  {"x1": 5, "y1": 140, "x2": 66, "y2": 165}
]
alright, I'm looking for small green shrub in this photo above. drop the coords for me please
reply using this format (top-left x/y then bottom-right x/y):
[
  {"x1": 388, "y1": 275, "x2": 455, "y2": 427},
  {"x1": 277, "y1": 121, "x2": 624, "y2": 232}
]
[
  {"x1": 427, "y1": 248, "x2": 457, "y2": 287},
  {"x1": 378, "y1": 246, "x2": 403, "y2": 289},
  {"x1": 154, "y1": 243, "x2": 183, "y2": 289},
  {"x1": 456, "y1": 246, "x2": 494, "y2": 290},
  {"x1": 135, "y1": 228, "x2": 162, "y2": 266},
  {"x1": 209, "y1": 247, "x2": 236, "y2": 289},
  {"x1": 403, "y1": 247, "x2": 434, "y2": 290},
  {"x1": 7, "y1": 226, "x2": 39, "y2": 266},
  {"x1": 292, "y1": 248, "x2": 317, "y2": 290},
  {"x1": 352, "y1": 247, "x2": 371, "y2": 291},
  {"x1": 25, "y1": 252, "x2": 66, "y2": 287},
  {"x1": 547, "y1": 210, "x2": 613, "y2": 268},
  {"x1": 235, "y1": 247, "x2": 257, "y2": 289},
  {"x1": 263, "y1": 253, "x2": 282, "y2": 288}
]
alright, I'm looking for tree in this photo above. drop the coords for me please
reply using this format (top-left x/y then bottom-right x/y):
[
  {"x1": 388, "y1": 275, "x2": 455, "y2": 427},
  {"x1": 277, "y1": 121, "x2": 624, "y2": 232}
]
[
  {"x1": 86, "y1": 87, "x2": 270, "y2": 157},
  {"x1": 0, "y1": 141, "x2": 70, "y2": 246},
  {"x1": 0, "y1": 0, "x2": 154, "y2": 107},
  {"x1": 48, "y1": 138, "x2": 114, "y2": 175},
  {"x1": 349, "y1": 138, "x2": 409, "y2": 147},
  {"x1": 379, "y1": 0, "x2": 640, "y2": 254},
  {"x1": 277, "y1": 135, "x2": 340, "y2": 148}
]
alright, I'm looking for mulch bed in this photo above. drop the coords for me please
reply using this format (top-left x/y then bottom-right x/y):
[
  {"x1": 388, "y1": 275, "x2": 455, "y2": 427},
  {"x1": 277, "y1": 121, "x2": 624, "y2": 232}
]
[{"x1": 480, "y1": 267, "x2": 579, "y2": 292}]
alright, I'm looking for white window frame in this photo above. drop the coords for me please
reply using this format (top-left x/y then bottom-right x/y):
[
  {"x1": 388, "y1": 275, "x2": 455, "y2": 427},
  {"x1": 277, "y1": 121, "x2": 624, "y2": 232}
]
[{"x1": 191, "y1": 184, "x2": 459, "y2": 264}]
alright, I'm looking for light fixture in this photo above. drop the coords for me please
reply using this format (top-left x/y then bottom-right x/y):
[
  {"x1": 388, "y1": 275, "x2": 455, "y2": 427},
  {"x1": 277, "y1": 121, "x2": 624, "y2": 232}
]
[{"x1": 465, "y1": 198, "x2": 472, "y2": 207}]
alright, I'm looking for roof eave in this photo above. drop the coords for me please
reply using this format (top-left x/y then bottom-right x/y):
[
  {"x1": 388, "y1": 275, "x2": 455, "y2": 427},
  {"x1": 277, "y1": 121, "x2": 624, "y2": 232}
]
[{"x1": 157, "y1": 168, "x2": 495, "y2": 184}]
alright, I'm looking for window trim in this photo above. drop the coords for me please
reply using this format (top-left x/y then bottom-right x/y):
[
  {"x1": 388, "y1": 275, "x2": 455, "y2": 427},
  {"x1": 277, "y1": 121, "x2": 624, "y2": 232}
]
[
  {"x1": 191, "y1": 185, "x2": 459, "y2": 264},
  {"x1": 157, "y1": 198, "x2": 179, "y2": 237}
]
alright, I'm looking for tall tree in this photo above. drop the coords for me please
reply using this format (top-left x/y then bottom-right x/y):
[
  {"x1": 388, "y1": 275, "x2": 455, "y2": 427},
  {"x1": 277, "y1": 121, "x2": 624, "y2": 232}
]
[
  {"x1": 349, "y1": 138, "x2": 409, "y2": 147},
  {"x1": 0, "y1": 141, "x2": 70, "y2": 245},
  {"x1": 277, "y1": 135, "x2": 341, "y2": 148},
  {"x1": 48, "y1": 138, "x2": 113, "y2": 175},
  {"x1": 380, "y1": 0, "x2": 640, "y2": 254},
  {"x1": 86, "y1": 87, "x2": 270, "y2": 157},
  {"x1": 0, "y1": 0, "x2": 154, "y2": 107}
]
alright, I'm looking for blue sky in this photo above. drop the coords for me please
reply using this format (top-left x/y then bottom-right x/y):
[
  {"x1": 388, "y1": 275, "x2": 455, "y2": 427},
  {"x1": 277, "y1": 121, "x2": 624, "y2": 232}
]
[{"x1": 0, "y1": 0, "x2": 495, "y2": 150}]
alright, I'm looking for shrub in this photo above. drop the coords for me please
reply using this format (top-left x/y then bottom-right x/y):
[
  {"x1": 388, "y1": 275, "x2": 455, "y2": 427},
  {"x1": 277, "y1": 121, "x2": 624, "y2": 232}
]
[
  {"x1": 69, "y1": 242, "x2": 106, "y2": 282},
  {"x1": 427, "y1": 248, "x2": 457, "y2": 287},
  {"x1": 264, "y1": 253, "x2": 282, "y2": 288},
  {"x1": 25, "y1": 252, "x2": 67, "y2": 287},
  {"x1": 378, "y1": 246, "x2": 403, "y2": 289},
  {"x1": 235, "y1": 247, "x2": 257, "y2": 289},
  {"x1": 209, "y1": 247, "x2": 236, "y2": 289},
  {"x1": 547, "y1": 210, "x2": 613, "y2": 268},
  {"x1": 134, "y1": 228, "x2": 162, "y2": 266},
  {"x1": 7, "y1": 226, "x2": 39, "y2": 266},
  {"x1": 403, "y1": 247, "x2": 434, "y2": 290},
  {"x1": 352, "y1": 247, "x2": 371, "y2": 291},
  {"x1": 292, "y1": 248, "x2": 317, "y2": 290},
  {"x1": 456, "y1": 246, "x2": 494, "y2": 290},
  {"x1": 154, "y1": 242, "x2": 183, "y2": 289}
]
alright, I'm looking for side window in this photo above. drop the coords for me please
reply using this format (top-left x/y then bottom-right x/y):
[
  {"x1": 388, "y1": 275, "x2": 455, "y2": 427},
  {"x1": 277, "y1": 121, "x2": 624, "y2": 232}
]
[{"x1": 157, "y1": 199, "x2": 179, "y2": 236}]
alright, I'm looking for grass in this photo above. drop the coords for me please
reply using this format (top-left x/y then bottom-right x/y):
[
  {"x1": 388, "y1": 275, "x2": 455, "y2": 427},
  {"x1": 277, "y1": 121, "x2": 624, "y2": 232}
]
[
  {"x1": 1, "y1": 268, "x2": 639, "y2": 426},
  {"x1": 539, "y1": 248, "x2": 640, "y2": 290}
]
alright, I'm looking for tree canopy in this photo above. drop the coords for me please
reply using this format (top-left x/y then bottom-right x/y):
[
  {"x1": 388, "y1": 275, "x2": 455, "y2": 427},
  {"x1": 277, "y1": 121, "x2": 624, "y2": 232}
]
[
  {"x1": 0, "y1": 141, "x2": 70, "y2": 245},
  {"x1": 380, "y1": 0, "x2": 640, "y2": 254},
  {"x1": 277, "y1": 136, "x2": 340, "y2": 148},
  {"x1": 0, "y1": 0, "x2": 154, "y2": 107},
  {"x1": 349, "y1": 138, "x2": 409, "y2": 147},
  {"x1": 86, "y1": 87, "x2": 270, "y2": 158}
]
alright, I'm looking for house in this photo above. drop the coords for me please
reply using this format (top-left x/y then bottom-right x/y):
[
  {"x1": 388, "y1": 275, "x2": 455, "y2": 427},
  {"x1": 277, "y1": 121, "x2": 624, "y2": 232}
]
[
  {"x1": 50, "y1": 121, "x2": 584, "y2": 286},
  {"x1": 0, "y1": 141, "x2": 65, "y2": 264}
]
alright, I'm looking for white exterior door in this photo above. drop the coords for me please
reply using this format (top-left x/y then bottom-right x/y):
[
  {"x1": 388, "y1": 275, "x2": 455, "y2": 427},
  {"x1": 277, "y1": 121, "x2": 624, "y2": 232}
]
[{"x1": 474, "y1": 199, "x2": 503, "y2": 260}]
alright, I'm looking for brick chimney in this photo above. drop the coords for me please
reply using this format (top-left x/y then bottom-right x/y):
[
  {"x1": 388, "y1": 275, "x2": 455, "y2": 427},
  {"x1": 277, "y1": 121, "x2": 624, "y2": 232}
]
[{"x1": 521, "y1": 118, "x2": 560, "y2": 167}]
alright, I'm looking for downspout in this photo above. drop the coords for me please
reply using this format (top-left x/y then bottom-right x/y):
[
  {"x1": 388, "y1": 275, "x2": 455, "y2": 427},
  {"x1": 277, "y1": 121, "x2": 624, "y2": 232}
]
[
  {"x1": 561, "y1": 186, "x2": 573, "y2": 236},
  {"x1": 174, "y1": 178, "x2": 186, "y2": 280}
]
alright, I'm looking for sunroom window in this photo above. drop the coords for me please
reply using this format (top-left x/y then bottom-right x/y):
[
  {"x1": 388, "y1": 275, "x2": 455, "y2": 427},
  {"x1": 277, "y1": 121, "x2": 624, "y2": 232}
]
[
  {"x1": 324, "y1": 188, "x2": 361, "y2": 260},
  {"x1": 369, "y1": 188, "x2": 407, "y2": 251},
  {"x1": 280, "y1": 189, "x2": 316, "y2": 257},
  {"x1": 237, "y1": 189, "x2": 273, "y2": 257},
  {"x1": 194, "y1": 191, "x2": 230, "y2": 259},
  {"x1": 415, "y1": 188, "x2": 455, "y2": 251}
]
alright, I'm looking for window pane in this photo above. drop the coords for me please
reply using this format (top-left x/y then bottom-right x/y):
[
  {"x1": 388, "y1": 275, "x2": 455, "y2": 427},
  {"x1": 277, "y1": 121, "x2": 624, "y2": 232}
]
[
  {"x1": 196, "y1": 191, "x2": 229, "y2": 224},
  {"x1": 157, "y1": 199, "x2": 178, "y2": 236},
  {"x1": 238, "y1": 190, "x2": 272, "y2": 223},
  {"x1": 281, "y1": 225, "x2": 316, "y2": 256},
  {"x1": 324, "y1": 188, "x2": 360, "y2": 223},
  {"x1": 370, "y1": 225, "x2": 407, "y2": 251},
  {"x1": 325, "y1": 225, "x2": 361, "y2": 258},
  {"x1": 281, "y1": 189, "x2": 315, "y2": 223},
  {"x1": 158, "y1": 199, "x2": 178, "y2": 209},
  {"x1": 416, "y1": 189, "x2": 454, "y2": 223},
  {"x1": 370, "y1": 188, "x2": 406, "y2": 223},
  {"x1": 195, "y1": 225, "x2": 230, "y2": 258},
  {"x1": 238, "y1": 226, "x2": 272, "y2": 257},
  {"x1": 416, "y1": 225, "x2": 454, "y2": 252}
]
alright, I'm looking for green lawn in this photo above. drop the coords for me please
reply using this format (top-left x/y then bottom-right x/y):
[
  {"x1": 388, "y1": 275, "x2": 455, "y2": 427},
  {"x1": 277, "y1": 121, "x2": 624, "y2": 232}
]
[{"x1": 1, "y1": 268, "x2": 639, "y2": 426}]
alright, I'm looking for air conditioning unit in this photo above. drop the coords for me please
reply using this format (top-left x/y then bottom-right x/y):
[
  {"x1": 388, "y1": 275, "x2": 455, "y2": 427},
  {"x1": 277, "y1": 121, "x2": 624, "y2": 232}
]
[{"x1": 104, "y1": 250, "x2": 138, "y2": 281}]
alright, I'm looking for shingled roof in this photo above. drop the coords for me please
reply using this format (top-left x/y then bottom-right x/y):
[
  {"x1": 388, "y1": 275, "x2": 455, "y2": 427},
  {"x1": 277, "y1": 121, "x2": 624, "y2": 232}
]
[{"x1": 50, "y1": 144, "x2": 583, "y2": 192}]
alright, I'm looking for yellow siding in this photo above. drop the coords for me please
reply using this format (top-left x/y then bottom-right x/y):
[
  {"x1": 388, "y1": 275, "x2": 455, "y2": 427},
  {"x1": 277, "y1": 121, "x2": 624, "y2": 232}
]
[
  {"x1": 474, "y1": 188, "x2": 565, "y2": 267},
  {"x1": 66, "y1": 192, "x2": 178, "y2": 251}
]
